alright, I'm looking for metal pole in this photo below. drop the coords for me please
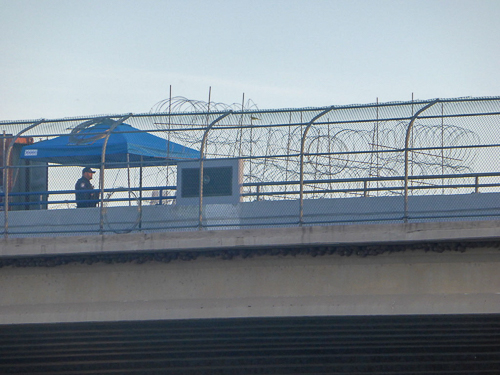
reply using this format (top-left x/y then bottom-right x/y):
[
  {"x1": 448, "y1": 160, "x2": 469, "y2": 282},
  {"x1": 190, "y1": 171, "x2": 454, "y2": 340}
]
[
  {"x1": 127, "y1": 153, "x2": 131, "y2": 206},
  {"x1": 99, "y1": 114, "x2": 132, "y2": 234},
  {"x1": 2, "y1": 131, "x2": 5, "y2": 218},
  {"x1": 403, "y1": 100, "x2": 439, "y2": 222},
  {"x1": 2, "y1": 131, "x2": 5, "y2": 237},
  {"x1": 139, "y1": 156, "x2": 143, "y2": 231},
  {"x1": 3, "y1": 120, "x2": 44, "y2": 239},
  {"x1": 198, "y1": 111, "x2": 232, "y2": 229},
  {"x1": 299, "y1": 107, "x2": 335, "y2": 226}
]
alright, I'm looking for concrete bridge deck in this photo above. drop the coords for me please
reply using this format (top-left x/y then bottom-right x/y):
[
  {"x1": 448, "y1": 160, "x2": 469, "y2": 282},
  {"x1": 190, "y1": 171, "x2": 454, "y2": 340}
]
[{"x1": 1, "y1": 219, "x2": 499, "y2": 325}]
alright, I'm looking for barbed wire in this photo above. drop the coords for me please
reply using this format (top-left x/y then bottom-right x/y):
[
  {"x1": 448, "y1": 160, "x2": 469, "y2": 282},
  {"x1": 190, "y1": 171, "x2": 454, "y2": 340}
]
[{"x1": 1, "y1": 96, "x2": 498, "y2": 201}]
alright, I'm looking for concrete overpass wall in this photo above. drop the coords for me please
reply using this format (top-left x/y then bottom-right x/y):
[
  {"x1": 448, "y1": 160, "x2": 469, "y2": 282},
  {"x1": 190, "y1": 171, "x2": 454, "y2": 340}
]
[
  {"x1": 4, "y1": 192, "x2": 500, "y2": 237},
  {"x1": 1, "y1": 220, "x2": 499, "y2": 324}
]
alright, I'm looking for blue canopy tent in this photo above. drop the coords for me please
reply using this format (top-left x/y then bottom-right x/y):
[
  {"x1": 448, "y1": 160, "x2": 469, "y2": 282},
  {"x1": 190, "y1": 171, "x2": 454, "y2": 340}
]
[
  {"x1": 19, "y1": 119, "x2": 200, "y2": 206},
  {"x1": 20, "y1": 119, "x2": 200, "y2": 168}
]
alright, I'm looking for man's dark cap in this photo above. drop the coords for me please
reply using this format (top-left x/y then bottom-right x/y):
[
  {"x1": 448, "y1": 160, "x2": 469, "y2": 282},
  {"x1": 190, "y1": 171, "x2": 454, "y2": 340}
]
[{"x1": 82, "y1": 167, "x2": 95, "y2": 174}]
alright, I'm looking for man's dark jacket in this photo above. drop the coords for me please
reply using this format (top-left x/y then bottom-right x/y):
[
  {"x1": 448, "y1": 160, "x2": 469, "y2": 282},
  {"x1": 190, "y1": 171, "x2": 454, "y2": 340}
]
[{"x1": 75, "y1": 176, "x2": 98, "y2": 208}]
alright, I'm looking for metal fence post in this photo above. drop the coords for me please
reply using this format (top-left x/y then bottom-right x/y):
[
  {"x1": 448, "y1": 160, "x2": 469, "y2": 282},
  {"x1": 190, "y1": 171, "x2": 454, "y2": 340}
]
[
  {"x1": 99, "y1": 114, "x2": 132, "y2": 234},
  {"x1": 3, "y1": 120, "x2": 44, "y2": 239},
  {"x1": 299, "y1": 107, "x2": 335, "y2": 226},
  {"x1": 403, "y1": 100, "x2": 439, "y2": 222},
  {"x1": 198, "y1": 111, "x2": 232, "y2": 229}
]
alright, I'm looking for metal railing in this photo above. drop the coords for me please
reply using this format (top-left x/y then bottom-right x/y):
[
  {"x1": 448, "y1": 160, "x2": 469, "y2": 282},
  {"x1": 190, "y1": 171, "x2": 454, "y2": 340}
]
[
  {"x1": 0, "y1": 96, "x2": 499, "y2": 237},
  {"x1": 2, "y1": 171, "x2": 499, "y2": 206}
]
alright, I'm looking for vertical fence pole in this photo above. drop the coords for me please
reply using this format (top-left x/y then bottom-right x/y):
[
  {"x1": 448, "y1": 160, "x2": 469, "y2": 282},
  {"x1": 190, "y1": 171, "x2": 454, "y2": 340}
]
[
  {"x1": 198, "y1": 111, "x2": 232, "y2": 229},
  {"x1": 299, "y1": 107, "x2": 335, "y2": 226},
  {"x1": 3, "y1": 120, "x2": 45, "y2": 239},
  {"x1": 2, "y1": 132, "x2": 5, "y2": 225},
  {"x1": 99, "y1": 114, "x2": 132, "y2": 234},
  {"x1": 139, "y1": 156, "x2": 143, "y2": 230},
  {"x1": 403, "y1": 100, "x2": 439, "y2": 222}
]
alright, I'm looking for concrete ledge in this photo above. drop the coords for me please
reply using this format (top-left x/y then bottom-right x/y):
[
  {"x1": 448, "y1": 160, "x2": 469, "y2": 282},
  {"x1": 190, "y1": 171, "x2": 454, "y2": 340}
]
[
  {"x1": 1, "y1": 219, "x2": 500, "y2": 258},
  {"x1": 1, "y1": 249, "x2": 500, "y2": 324}
]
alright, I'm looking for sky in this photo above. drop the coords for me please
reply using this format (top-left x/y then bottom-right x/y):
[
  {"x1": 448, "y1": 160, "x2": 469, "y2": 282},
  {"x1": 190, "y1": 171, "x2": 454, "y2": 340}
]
[{"x1": 1, "y1": 0, "x2": 499, "y2": 121}]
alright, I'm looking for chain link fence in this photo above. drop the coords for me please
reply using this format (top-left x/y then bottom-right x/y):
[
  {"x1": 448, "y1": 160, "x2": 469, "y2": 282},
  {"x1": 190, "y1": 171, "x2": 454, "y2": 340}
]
[{"x1": 0, "y1": 96, "x2": 499, "y2": 237}]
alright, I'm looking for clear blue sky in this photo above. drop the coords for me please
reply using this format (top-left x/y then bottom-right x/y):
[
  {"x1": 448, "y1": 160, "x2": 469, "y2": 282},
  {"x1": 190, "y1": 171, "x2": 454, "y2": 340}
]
[{"x1": 1, "y1": 0, "x2": 498, "y2": 120}]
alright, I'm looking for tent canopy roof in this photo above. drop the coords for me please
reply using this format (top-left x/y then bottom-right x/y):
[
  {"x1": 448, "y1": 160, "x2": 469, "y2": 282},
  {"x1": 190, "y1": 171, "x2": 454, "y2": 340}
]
[{"x1": 21, "y1": 119, "x2": 200, "y2": 168}]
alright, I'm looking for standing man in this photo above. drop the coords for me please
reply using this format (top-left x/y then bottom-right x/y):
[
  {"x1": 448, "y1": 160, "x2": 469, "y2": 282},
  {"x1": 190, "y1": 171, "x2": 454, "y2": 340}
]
[{"x1": 75, "y1": 167, "x2": 99, "y2": 208}]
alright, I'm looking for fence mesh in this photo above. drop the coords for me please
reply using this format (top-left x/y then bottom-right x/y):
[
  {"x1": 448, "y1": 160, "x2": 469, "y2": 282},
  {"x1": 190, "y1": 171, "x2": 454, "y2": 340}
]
[{"x1": 0, "y1": 96, "x2": 499, "y2": 236}]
